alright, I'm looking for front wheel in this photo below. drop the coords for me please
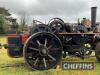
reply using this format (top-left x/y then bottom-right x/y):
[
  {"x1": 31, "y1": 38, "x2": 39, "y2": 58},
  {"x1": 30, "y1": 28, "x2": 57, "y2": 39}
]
[{"x1": 23, "y1": 32, "x2": 62, "y2": 70}]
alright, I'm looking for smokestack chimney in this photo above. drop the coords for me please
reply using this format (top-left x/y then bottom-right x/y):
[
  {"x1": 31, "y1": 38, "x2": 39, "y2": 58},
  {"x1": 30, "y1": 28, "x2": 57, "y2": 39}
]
[{"x1": 91, "y1": 7, "x2": 97, "y2": 29}]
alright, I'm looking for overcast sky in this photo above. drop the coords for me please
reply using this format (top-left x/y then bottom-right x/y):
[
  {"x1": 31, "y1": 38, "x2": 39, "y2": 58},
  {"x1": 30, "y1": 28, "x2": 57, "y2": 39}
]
[{"x1": 0, "y1": 0, "x2": 100, "y2": 24}]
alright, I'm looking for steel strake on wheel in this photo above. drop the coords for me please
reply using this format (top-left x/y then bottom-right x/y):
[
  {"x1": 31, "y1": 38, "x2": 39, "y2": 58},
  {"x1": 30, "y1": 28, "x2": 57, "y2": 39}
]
[{"x1": 23, "y1": 32, "x2": 62, "y2": 70}]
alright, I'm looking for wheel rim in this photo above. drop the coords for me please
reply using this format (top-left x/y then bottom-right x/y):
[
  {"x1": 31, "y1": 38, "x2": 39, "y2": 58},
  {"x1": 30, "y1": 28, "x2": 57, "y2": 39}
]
[
  {"x1": 48, "y1": 18, "x2": 65, "y2": 33},
  {"x1": 95, "y1": 42, "x2": 100, "y2": 62},
  {"x1": 23, "y1": 32, "x2": 62, "y2": 70},
  {"x1": 49, "y1": 21, "x2": 64, "y2": 33},
  {"x1": 96, "y1": 50, "x2": 100, "y2": 61},
  {"x1": 30, "y1": 24, "x2": 51, "y2": 35},
  {"x1": 96, "y1": 51, "x2": 100, "y2": 60},
  {"x1": 48, "y1": 18, "x2": 64, "y2": 25}
]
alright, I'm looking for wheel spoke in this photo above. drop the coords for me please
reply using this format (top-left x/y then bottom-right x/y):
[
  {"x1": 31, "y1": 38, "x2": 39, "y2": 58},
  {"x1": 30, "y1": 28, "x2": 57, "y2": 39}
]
[
  {"x1": 47, "y1": 45, "x2": 59, "y2": 51},
  {"x1": 53, "y1": 30, "x2": 56, "y2": 33},
  {"x1": 27, "y1": 56, "x2": 33, "y2": 60},
  {"x1": 34, "y1": 58, "x2": 39, "y2": 66},
  {"x1": 44, "y1": 39, "x2": 47, "y2": 47},
  {"x1": 47, "y1": 45, "x2": 53, "y2": 50},
  {"x1": 43, "y1": 58, "x2": 47, "y2": 68},
  {"x1": 36, "y1": 40, "x2": 41, "y2": 45},
  {"x1": 52, "y1": 48, "x2": 59, "y2": 51},
  {"x1": 48, "y1": 54, "x2": 56, "y2": 61},
  {"x1": 29, "y1": 47, "x2": 39, "y2": 51}
]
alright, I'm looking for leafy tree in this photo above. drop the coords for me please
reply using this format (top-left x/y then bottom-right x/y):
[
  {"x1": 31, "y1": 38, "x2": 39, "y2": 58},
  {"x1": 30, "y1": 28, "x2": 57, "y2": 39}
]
[
  {"x1": 0, "y1": 15, "x2": 5, "y2": 34},
  {"x1": 0, "y1": 7, "x2": 10, "y2": 16},
  {"x1": 0, "y1": 7, "x2": 11, "y2": 34},
  {"x1": 19, "y1": 14, "x2": 28, "y2": 33}
]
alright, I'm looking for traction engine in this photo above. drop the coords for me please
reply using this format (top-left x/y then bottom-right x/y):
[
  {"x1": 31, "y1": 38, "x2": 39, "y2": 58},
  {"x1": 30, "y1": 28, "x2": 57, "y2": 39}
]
[{"x1": 6, "y1": 7, "x2": 100, "y2": 70}]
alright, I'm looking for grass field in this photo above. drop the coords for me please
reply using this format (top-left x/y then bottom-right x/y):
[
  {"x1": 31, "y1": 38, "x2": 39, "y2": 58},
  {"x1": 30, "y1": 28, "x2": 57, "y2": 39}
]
[{"x1": 0, "y1": 37, "x2": 100, "y2": 75}]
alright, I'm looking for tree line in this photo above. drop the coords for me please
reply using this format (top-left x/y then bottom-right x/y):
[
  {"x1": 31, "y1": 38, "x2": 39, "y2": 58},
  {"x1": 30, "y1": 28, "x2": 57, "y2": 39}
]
[{"x1": 0, "y1": 7, "x2": 29, "y2": 34}]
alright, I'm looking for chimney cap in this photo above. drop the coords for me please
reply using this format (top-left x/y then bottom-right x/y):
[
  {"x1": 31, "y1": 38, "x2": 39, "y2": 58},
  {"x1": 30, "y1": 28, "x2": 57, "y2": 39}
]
[{"x1": 91, "y1": 7, "x2": 97, "y2": 8}]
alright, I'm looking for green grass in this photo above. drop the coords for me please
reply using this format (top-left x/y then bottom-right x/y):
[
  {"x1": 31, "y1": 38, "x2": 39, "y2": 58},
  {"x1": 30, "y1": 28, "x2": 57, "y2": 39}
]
[
  {"x1": 0, "y1": 37, "x2": 100, "y2": 75},
  {"x1": 0, "y1": 36, "x2": 7, "y2": 44},
  {"x1": 0, "y1": 49, "x2": 100, "y2": 75},
  {"x1": 0, "y1": 49, "x2": 57, "y2": 75}
]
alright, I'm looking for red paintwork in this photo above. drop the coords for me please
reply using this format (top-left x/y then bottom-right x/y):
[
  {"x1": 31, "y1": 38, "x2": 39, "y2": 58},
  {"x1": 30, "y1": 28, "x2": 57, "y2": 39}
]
[{"x1": 22, "y1": 34, "x2": 28, "y2": 44}]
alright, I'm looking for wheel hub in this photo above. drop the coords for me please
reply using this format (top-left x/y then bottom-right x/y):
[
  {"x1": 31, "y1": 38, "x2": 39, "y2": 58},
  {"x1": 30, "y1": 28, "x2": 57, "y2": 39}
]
[{"x1": 39, "y1": 45, "x2": 48, "y2": 56}]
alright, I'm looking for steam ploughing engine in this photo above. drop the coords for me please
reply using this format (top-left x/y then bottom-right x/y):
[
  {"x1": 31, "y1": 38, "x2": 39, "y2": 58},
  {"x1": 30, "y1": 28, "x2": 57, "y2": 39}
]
[{"x1": 6, "y1": 7, "x2": 100, "y2": 70}]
